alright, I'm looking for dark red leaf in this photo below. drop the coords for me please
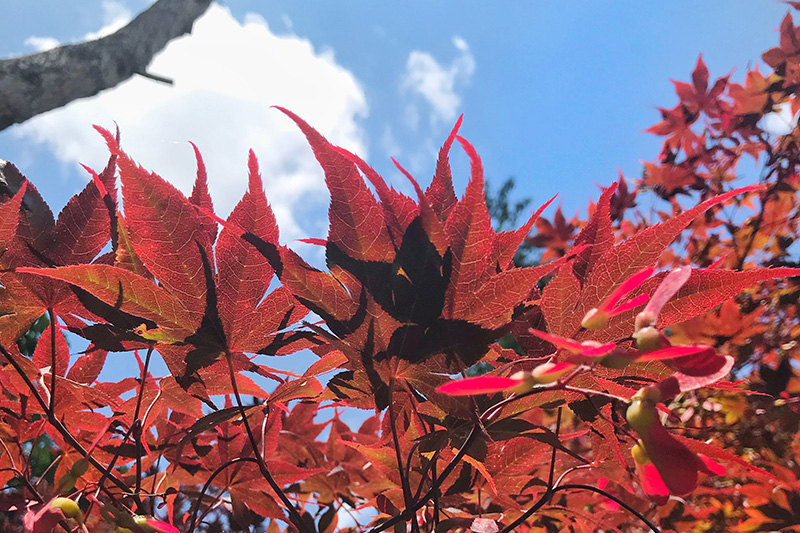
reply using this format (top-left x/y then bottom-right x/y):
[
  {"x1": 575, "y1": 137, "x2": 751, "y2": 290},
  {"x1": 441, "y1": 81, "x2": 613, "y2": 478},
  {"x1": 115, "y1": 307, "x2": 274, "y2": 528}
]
[
  {"x1": 96, "y1": 126, "x2": 211, "y2": 316},
  {"x1": 276, "y1": 107, "x2": 394, "y2": 263},
  {"x1": 445, "y1": 136, "x2": 495, "y2": 317}
]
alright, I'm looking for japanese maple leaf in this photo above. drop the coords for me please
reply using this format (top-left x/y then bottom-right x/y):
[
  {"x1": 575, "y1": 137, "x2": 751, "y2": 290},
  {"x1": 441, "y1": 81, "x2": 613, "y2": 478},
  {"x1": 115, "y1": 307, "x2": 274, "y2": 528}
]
[
  {"x1": 0, "y1": 149, "x2": 117, "y2": 347},
  {"x1": 763, "y1": 12, "x2": 800, "y2": 68},
  {"x1": 527, "y1": 206, "x2": 576, "y2": 262},
  {"x1": 726, "y1": 66, "x2": 780, "y2": 129},
  {"x1": 671, "y1": 54, "x2": 730, "y2": 117},
  {"x1": 642, "y1": 160, "x2": 698, "y2": 191},
  {"x1": 645, "y1": 104, "x2": 703, "y2": 153},
  {"x1": 20, "y1": 130, "x2": 311, "y2": 389},
  {"x1": 247, "y1": 108, "x2": 576, "y2": 410}
]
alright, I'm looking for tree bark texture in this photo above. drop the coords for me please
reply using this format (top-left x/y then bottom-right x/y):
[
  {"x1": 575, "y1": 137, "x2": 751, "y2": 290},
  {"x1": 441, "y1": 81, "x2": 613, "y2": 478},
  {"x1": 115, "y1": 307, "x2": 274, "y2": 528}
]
[{"x1": 0, "y1": 0, "x2": 212, "y2": 131}]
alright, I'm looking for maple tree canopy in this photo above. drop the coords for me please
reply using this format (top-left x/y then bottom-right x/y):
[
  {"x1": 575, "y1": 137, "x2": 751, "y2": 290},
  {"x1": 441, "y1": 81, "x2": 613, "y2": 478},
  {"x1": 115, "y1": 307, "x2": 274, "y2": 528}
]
[{"x1": 3, "y1": 6, "x2": 800, "y2": 533}]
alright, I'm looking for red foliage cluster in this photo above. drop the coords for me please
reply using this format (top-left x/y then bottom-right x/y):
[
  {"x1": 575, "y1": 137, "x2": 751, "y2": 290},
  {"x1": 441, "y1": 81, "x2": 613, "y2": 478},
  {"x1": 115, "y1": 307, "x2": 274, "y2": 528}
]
[{"x1": 2, "y1": 7, "x2": 800, "y2": 533}]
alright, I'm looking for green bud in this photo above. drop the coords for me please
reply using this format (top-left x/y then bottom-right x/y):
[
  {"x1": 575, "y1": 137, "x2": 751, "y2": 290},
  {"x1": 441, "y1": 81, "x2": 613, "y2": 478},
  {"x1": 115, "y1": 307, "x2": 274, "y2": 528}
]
[
  {"x1": 626, "y1": 386, "x2": 661, "y2": 436},
  {"x1": 51, "y1": 497, "x2": 83, "y2": 522}
]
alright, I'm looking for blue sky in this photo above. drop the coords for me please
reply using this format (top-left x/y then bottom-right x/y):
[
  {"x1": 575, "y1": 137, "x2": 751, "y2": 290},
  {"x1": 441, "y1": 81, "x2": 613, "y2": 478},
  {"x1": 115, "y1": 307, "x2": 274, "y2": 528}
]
[
  {"x1": 0, "y1": 0, "x2": 791, "y2": 377},
  {"x1": 0, "y1": 1, "x2": 790, "y2": 227}
]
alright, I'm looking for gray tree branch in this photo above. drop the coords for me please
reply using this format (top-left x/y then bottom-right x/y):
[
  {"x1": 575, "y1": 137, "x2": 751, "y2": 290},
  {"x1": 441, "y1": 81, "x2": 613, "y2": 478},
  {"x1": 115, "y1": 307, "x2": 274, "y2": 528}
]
[{"x1": 0, "y1": 0, "x2": 212, "y2": 131}]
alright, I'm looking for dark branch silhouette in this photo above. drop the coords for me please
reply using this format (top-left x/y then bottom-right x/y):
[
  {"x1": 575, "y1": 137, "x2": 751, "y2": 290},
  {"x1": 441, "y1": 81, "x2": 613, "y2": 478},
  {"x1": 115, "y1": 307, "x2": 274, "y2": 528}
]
[{"x1": 0, "y1": 0, "x2": 212, "y2": 130}]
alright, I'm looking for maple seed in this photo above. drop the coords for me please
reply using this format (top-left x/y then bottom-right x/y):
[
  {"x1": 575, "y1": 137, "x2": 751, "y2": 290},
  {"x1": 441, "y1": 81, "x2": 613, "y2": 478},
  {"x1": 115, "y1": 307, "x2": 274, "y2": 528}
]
[
  {"x1": 626, "y1": 385, "x2": 725, "y2": 500},
  {"x1": 528, "y1": 328, "x2": 616, "y2": 359},
  {"x1": 581, "y1": 267, "x2": 653, "y2": 329},
  {"x1": 530, "y1": 361, "x2": 574, "y2": 384},
  {"x1": 509, "y1": 370, "x2": 537, "y2": 392},
  {"x1": 633, "y1": 325, "x2": 665, "y2": 352},
  {"x1": 132, "y1": 516, "x2": 181, "y2": 533},
  {"x1": 51, "y1": 498, "x2": 83, "y2": 522},
  {"x1": 24, "y1": 497, "x2": 84, "y2": 532},
  {"x1": 631, "y1": 441, "x2": 670, "y2": 505},
  {"x1": 626, "y1": 386, "x2": 661, "y2": 435}
]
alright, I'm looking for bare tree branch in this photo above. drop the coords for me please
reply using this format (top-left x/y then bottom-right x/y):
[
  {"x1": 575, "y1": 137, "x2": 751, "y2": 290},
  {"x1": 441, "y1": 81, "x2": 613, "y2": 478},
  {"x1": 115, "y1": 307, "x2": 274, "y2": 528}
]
[{"x1": 0, "y1": 0, "x2": 212, "y2": 131}]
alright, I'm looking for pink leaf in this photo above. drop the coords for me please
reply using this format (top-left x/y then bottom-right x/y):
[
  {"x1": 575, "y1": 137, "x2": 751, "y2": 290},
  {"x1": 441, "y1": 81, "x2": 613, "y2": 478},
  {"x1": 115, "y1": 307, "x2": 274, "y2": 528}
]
[
  {"x1": 436, "y1": 375, "x2": 524, "y2": 396},
  {"x1": 642, "y1": 266, "x2": 692, "y2": 320}
]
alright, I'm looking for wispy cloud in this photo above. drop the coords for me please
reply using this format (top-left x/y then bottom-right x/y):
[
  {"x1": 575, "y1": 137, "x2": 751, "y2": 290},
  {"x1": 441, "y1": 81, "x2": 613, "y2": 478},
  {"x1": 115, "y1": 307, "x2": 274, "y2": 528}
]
[
  {"x1": 24, "y1": 36, "x2": 60, "y2": 52},
  {"x1": 402, "y1": 36, "x2": 475, "y2": 127}
]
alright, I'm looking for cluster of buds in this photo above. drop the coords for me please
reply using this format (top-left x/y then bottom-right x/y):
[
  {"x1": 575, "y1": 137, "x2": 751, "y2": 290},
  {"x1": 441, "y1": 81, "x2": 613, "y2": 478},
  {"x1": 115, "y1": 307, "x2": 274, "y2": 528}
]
[
  {"x1": 100, "y1": 503, "x2": 180, "y2": 533},
  {"x1": 626, "y1": 386, "x2": 724, "y2": 504},
  {"x1": 582, "y1": 267, "x2": 730, "y2": 502},
  {"x1": 437, "y1": 266, "x2": 732, "y2": 504},
  {"x1": 21, "y1": 496, "x2": 179, "y2": 533}
]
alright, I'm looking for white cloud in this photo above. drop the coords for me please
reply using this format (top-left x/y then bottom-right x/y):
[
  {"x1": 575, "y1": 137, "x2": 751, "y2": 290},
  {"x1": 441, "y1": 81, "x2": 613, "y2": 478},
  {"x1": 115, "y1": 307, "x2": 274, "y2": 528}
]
[
  {"x1": 85, "y1": 0, "x2": 132, "y2": 40},
  {"x1": 13, "y1": 4, "x2": 369, "y2": 243},
  {"x1": 24, "y1": 36, "x2": 60, "y2": 52},
  {"x1": 22, "y1": 1, "x2": 129, "y2": 54},
  {"x1": 402, "y1": 36, "x2": 475, "y2": 127}
]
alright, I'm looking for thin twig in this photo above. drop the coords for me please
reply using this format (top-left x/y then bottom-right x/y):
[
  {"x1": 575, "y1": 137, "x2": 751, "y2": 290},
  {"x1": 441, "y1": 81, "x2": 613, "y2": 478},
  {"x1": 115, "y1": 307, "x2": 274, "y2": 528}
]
[
  {"x1": 225, "y1": 351, "x2": 311, "y2": 533},
  {"x1": 548, "y1": 408, "x2": 562, "y2": 488},
  {"x1": 89, "y1": 421, "x2": 137, "y2": 517},
  {"x1": 366, "y1": 423, "x2": 479, "y2": 533},
  {"x1": 555, "y1": 484, "x2": 660, "y2": 532},
  {"x1": 496, "y1": 482, "x2": 660, "y2": 532},
  {"x1": 388, "y1": 380, "x2": 420, "y2": 533},
  {"x1": 0, "y1": 343, "x2": 139, "y2": 505},
  {"x1": 495, "y1": 408, "x2": 564, "y2": 533},
  {"x1": 47, "y1": 308, "x2": 57, "y2": 415},
  {"x1": 187, "y1": 456, "x2": 259, "y2": 532},
  {"x1": 132, "y1": 346, "x2": 154, "y2": 503}
]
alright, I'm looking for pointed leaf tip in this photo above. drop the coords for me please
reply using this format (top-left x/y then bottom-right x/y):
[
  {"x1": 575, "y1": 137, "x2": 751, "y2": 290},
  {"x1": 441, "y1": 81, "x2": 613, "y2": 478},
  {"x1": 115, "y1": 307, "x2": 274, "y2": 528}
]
[
  {"x1": 247, "y1": 149, "x2": 264, "y2": 193},
  {"x1": 427, "y1": 116, "x2": 463, "y2": 219},
  {"x1": 455, "y1": 135, "x2": 485, "y2": 191},
  {"x1": 94, "y1": 125, "x2": 120, "y2": 154}
]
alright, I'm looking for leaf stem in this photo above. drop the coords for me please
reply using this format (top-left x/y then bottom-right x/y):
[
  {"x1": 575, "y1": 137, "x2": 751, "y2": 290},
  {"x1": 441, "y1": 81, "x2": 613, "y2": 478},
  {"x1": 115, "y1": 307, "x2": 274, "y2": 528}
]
[
  {"x1": 187, "y1": 456, "x2": 259, "y2": 532},
  {"x1": 47, "y1": 308, "x2": 56, "y2": 414},
  {"x1": 388, "y1": 381, "x2": 420, "y2": 533},
  {"x1": 367, "y1": 423, "x2": 478, "y2": 533},
  {"x1": 224, "y1": 351, "x2": 311, "y2": 533}
]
